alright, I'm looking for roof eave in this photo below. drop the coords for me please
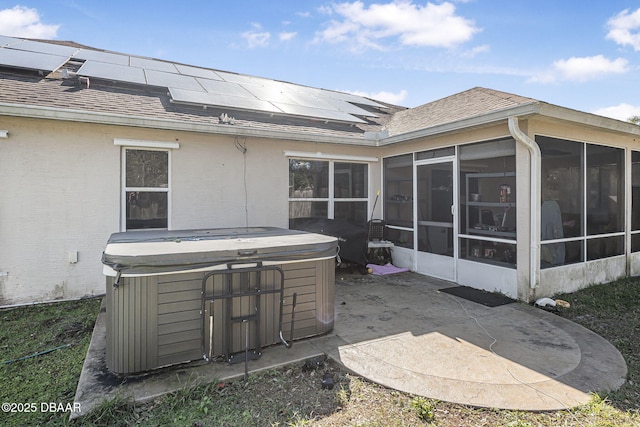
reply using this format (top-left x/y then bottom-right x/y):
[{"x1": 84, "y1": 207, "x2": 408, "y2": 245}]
[
  {"x1": 0, "y1": 102, "x2": 379, "y2": 146},
  {"x1": 535, "y1": 103, "x2": 640, "y2": 136},
  {"x1": 377, "y1": 101, "x2": 640, "y2": 145},
  {"x1": 377, "y1": 102, "x2": 542, "y2": 145}
]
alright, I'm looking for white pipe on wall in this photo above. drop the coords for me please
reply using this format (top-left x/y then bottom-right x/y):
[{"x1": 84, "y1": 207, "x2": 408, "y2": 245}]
[{"x1": 508, "y1": 117, "x2": 541, "y2": 291}]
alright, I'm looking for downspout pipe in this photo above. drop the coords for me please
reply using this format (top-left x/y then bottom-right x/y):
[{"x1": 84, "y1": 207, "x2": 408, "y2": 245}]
[{"x1": 508, "y1": 117, "x2": 541, "y2": 293}]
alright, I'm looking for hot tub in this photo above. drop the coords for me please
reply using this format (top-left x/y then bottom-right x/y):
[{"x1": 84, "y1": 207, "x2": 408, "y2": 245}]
[{"x1": 102, "y1": 227, "x2": 337, "y2": 375}]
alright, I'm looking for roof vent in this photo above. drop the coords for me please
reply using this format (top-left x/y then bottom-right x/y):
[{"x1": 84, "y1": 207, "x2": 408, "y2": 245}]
[
  {"x1": 219, "y1": 113, "x2": 235, "y2": 125},
  {"x1": 61, "y1": 68, "x2": 75, "y2": 79},
  {"x1": 79, "y1": 76, "x2": 90, "y2": 89}
]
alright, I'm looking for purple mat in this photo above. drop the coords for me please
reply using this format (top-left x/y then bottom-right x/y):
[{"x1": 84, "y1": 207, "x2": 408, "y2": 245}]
[{"x1": 366, "y1": 263, "x2": 409, "y2": 276}]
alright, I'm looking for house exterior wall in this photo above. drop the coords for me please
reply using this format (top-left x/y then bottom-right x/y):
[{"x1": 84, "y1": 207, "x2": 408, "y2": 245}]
[
  {"x1": 0, "y1": 117, "x2": 119, "y2": 305},
  {"x1": 1, "y1": 110, "x2": 638, "y2": 305},
  {"x1": 0, "y1": 116, "x2": 380, "y2": 305}
]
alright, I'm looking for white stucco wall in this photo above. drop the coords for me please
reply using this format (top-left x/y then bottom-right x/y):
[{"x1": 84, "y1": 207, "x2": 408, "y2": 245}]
[
  {"x1": 0, "y1": 117, "x2": 119, "y2": 305},
  {"x1": 170, "y1": 134, "x2": 290, "y2": 230},
  {"x1": 0, "y1": 117, "x2": 381, "y2": 305}
]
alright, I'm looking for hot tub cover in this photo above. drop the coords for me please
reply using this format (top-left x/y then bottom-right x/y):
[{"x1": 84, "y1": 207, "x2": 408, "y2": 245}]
[{"x1": 102, "y1": 227, "x2": 338, "y2": 276}]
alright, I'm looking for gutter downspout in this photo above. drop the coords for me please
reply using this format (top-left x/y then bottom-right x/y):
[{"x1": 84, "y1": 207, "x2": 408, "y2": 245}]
[{"x1": 508, "y1": 117, "x2": 541, "y2": 294}]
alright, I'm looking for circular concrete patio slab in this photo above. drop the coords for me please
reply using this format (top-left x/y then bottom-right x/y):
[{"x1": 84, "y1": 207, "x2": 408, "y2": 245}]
[{"x1": 317, "y1": 272, "x2": 627, "y2": 411}]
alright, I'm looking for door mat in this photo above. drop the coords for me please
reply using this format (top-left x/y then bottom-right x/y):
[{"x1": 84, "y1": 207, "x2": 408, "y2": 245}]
[{"x1": 439, "y1": 286, "x2": 516, "y2": 307}]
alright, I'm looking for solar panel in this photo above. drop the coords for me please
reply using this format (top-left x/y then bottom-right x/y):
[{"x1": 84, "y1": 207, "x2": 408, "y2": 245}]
[
  {"x1": 14, "y1": 40, "x2": 78, "y2": 57},
  {"x1": 276, "y1": 90, "x2": 336, "y2": 110},
  {"x1": 0, "y1": 35, "x2": 19, "y2": 47},
  {"x1": 175, "y1": 64, "x2": 222, "y2": 80},
  {"x1": 1, "y1": 36, "x2": 386, "y2": 123},
  {"x1": 145, "y1": 69, "x2": 203, "y2": 91},
  {"x1": 197, "y1": 78, "x2": 255, "y2": 98},
  {"x1": 320, "y1": 98, "x2": 379, "y2": 117},
  {"x1": 317, "y1": 90, "x2": 387, "y2": 108},
  {"x1": 129, "y1": 56, "x2": 177, "y2": 73},
  {"x1": 243, "y1": 80, "x2": 378, "y2": 118},
  {"x1": 0, "y1": 48, "x2": 68, "y2": 72},
  {"x1": 169, "y1": 87, "x2": 282, "y2": 114},
  {"x1": 271, "y1": 102, "x2": 366, "y2": 123},
  {"x1": 216, "y1": 71, "x2": 262, "y2": 86},
  {"x1": 74, "y1": 49, "x2": 130, "y2": 65},
  {"x1": 76, "y1": 60, "x2": 146, "y2": 85},
  {"x1": 242, "y1": 85, "x2": 298, "y2": 104}
]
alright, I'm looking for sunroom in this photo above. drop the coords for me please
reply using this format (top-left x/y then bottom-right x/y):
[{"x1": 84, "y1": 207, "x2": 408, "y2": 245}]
[{"x1": 378, "y1": 113, "x2": 640, "y2": 302}]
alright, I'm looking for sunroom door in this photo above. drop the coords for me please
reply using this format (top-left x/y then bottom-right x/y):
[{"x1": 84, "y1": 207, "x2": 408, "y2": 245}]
[{"x1": 415, "y1": 159, "x2": 456, "y2": 280}]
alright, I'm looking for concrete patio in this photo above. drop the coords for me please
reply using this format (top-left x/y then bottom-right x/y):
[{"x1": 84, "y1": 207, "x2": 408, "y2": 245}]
[{"x1": 73, "y1": 271, "x2": 627, "y2": 418}]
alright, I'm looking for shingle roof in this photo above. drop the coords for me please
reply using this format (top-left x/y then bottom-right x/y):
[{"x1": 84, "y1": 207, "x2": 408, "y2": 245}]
[
  {"x1": 385, "y1": 87, "x2": 539, "y2": 136},
  {"x1": 0, "y1": 38, "x2": 550, "y2": 142},
  {"x1": 0, "y1": 66, "x2": 404, "y2": 139}
]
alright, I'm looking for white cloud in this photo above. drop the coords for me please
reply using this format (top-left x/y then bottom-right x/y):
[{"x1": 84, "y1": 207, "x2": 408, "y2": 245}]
[
  {"x1": 242, "y1": 24, "x2": 271, "y2": 48},
  {"x1": 316, "y1": 1, "x2": 479, "y2": 52},
  {"x1": 606, "y1": 8, "x2": 640, "y2": 51},
  {"x1": 344, "y1": 89, "x2": 408, "y2": 105},
  {"x1": 460, "y1": 44, "x2": 490, "y2": 58},
  {"x1": 529, "y1": 55, "x2": 629, "y2": 83},
  {"x1": 0, "y1": 5, "x2": 59, "y2": 38},
  {"x1": 279, "y1": 31, "x2": 297, "y2": 41},
  {"x1": 592, "y1": 103, "x2": 640, "y2": 122}
]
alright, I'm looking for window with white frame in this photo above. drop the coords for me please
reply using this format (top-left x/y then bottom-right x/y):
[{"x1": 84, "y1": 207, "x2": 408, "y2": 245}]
[
  {"x1": 288, "y1": 158, "x2": 368, "y2": 226},
  {"x1": 122, "y1": 148, "x2": 170, "y2": 230}
]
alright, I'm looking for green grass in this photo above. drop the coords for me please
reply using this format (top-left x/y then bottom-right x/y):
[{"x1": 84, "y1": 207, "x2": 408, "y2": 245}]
[
  {"x1": 555, "y1": 277, "x2": 640, "y2": 414},
  {"x1": 2, "y1": 277, "x2": 640, "y2": 426},
  {"x1": 0, "y1": 298, "x2": 102, "y2": 426}
]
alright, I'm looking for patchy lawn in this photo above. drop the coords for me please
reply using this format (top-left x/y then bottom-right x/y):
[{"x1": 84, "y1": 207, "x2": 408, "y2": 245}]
[
  {"x1": 0, "y1": 298, "x2": 101, "y2": 426},
  {"x1": 2, "y1": 277, "x2": 640, "y2": 426}
]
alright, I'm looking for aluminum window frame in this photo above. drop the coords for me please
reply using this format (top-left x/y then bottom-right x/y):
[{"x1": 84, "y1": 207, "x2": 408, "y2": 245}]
[
  {"x1": 288, "y1": 157, "x2": 370, "y2": 224},
  {"x1": 538, "y1": 136, "x2": 627, "y2": 266},
  {"x1": 120, "y1": 145, "x2": 173, "y2": 231}
]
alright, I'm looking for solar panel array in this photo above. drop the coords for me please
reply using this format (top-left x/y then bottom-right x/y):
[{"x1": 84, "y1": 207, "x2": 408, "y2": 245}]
[{"x1": 0, "y1": 35, "x2": 387, "y2": 123}]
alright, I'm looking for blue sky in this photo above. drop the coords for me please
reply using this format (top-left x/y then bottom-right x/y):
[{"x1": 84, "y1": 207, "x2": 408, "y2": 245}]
[{"x1": 1, "y1": 1, "x2": 640, "y2": 121}]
